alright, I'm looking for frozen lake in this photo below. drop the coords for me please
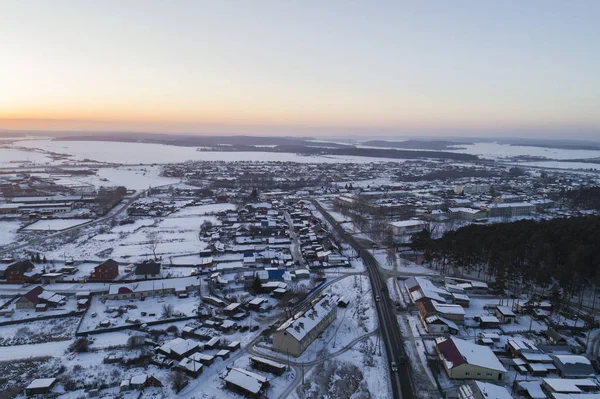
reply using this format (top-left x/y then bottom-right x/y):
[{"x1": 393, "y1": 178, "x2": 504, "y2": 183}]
[{"x1": 13, "y1": 139, "x2": 412, "y2": 165}]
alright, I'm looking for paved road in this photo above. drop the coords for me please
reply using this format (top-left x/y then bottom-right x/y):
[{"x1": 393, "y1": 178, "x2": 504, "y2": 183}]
[
  {"x1": 283, "y1": 210, "x2": 306, "y2": 267},
  {"x1": 313, "y1": 200, "x2": 415, "y2": 399}
]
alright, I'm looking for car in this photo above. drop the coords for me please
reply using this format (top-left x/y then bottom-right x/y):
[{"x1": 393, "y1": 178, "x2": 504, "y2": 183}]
[
  {"x1": 250, "y1": 325, "x2": 260, "y2": 332},
  {"x1": 240, "y1": 326, "x2": 250, "y2": 332},
  {"x1": 390, "y1": 361, "x2": 398, "y2": 372},
  {"x1": 398, "y1": 355, "x2": 406, "y2": 365},
  {"x1": 91, "y1": 312, "x2": 97, "y2": 318},
  {"x1": 375, "y1": 295, "x2": 381, "y2": 302}
]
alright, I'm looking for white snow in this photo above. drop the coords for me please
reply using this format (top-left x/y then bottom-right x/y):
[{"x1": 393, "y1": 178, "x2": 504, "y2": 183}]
[{"x1": 23, "y1": 219, "x2": 92, "y2": 231}]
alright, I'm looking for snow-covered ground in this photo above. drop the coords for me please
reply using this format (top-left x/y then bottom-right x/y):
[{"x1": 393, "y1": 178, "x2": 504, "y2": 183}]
[
  {"x1": 0, "y1": 220, "x2": 21, "y2": 246},
  {"x1": 13, "y1": 139, "x2": 425, "y2": 165},
  {"x1": 23, "y1": 219, "x2": 93, "y2": 231},
  {"x1": 0, "y1": 339, "x2": 72, "y2": 361},
  {"x1": 28, "y1": 203, "x2": 234, "y2": 262},
  {"x1": 372, "y1": 248, "x2": 438, "y2": 275},
  {"x1": 449, "y1": 142, "x2": 600, "y2": 160}
]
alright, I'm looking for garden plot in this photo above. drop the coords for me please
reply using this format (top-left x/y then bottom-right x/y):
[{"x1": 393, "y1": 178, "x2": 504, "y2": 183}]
[
  {"x1": 23, "y1": 219, "x2": 92, "y2": 232},
  {"x1": 38, "y1": 203, "x2": 234, "y2": 262},
  {"x1": 4, "y1": 298, "x2": 79, "y2": 322},
  {"x1": 0, "y1": 317, "x2": 80, "y2": 346},
  {"x1": 79, "y1": 294, "x2": 201, "y2": 334}
]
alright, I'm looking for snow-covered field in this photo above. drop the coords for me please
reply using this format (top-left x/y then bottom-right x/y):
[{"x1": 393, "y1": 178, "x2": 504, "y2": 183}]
[
  {"x1": 23, "y1": 219, "x2": 93, "y2": 231},
  {"x1": 517, "y1": 160, "x2": 600, "y2": 171},
  {"x1": 0, "y1": 147, "x2": 54, "y2": 166},
  {"x1": 448, "y1": 142, "x2": 600, "y2": 160},
  {"x1": 0, "y1": 220, "x2": 21, "y2": 246},
  {"x1": 30, "y1": 203, "x2": 234, "y2": 262},
  {"x1": 13, "y1": 139, "x2": 421, "y2": 165}
]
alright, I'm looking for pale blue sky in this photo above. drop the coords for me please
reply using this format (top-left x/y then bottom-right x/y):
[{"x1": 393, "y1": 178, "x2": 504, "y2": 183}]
[{"x1": 1, "y1": 1, "x2": 599, "y2": 138}]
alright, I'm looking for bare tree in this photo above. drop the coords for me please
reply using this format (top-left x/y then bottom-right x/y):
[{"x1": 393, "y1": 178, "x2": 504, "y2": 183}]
[
  {"x1": 169, "y1": 371, "x2": 188, "y2": 393},
  {"x1": 161, "y1": 303, "x2": 175, "y2": 319},
  {"x1": 147, "y1": 231, "x2": 160, "y2": 260}
]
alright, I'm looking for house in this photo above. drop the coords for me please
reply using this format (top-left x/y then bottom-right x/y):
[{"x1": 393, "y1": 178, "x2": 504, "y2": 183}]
[
  {"x1": 90, "y1": 259, "x2": 119, "y2": 281},
  {"x1": 551, "y1": 355, "x2": 595, "y2": 378},
  {"x1": 177, "y1": 357, "x2": 203, "y2": 378},
  {"x1": 4, "y1": 260, "x2": 38, "y2": 283},
  {"x1": 135, "y1": 260, "x2": 161, "y2": 279},
  {"x1": 25, "y1": 378, "x2": 57, "y2": 397},
  {"x1": 15, "y1": 286, "x2": 44, "y2": 310},
  {"x1": 425, "y1": 315, "x2": 459, "y2": 335},
  {"x1": 128, "y1": 374, "x2": 163, "y2": 390},
  {"x1": 476, "y1": 315, "x2": 500, "y2": 329},
  {"x1": 541, "y1": 378, "x2": 599, "y2": 395},
  {"x1": 223, "y1": 368, "x2": 269, "y2": 398},
  {"x1": 495, "y1": 306, "x2": 516, "y2": 324},
  {"x1": 106, "y1": 276, "x2": 199, "y2": 299},
  {"x1": 388, "y1": 220, "x2": 427, "y2": 237},
  {"x1": 452, "y1": 293, "x2": 470, "y2": 308},
  {"x1": 247, "y1": 297, "x2": 266, "y2": 311},
  {"x1": 418, "y1": 299, "x2": 465, "y2": 324},
  {"x1": 436, "y1": 337, "x2": 506, "y2": 380},
  {"x1": 250, "y1": 356, "x2": 287, "y2": 376},
  {"x1": 273, "y1": 294, "x2": 338, "y2": 357},
  {"x1": 223, "y1": 302, "x2": 242, "y2": 316},
  {"x1": 458, "y1": 281, "x2": 489, "y2": 295},
  {"x1": 458, "y1": 381, "x2": 512, "y2": 399},
  {"x1": 190, "y1": 353, "x2": 215, "y2": 366},
  {"x1": 546, "y1": 328, "x2": 567, "y2": 346},
  {"x1": 157, "y1": 338, "x2": 201, "y2": 360}
]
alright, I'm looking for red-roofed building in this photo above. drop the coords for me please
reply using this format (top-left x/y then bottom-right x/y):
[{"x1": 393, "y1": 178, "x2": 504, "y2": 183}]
[
  {"x1": 15, "y1": 286, "x2": 44, "y2": 310},
  {"x1": 90, "y1": 259, "x2": 119, "y2": 281},
  {"x1": 436, "y1": 337, "x2": 506, "y2": 381}
]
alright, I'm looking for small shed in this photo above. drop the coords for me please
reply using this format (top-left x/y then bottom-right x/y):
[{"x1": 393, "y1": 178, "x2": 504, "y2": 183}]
[{"x1": 25, "y1": 378, "x2": 57, "y2": 397}]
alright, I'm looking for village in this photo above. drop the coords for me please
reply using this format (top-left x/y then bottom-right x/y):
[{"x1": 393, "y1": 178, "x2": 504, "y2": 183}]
[{"x1": 0, "y1": 147, "x2": 599, "y2": 398}]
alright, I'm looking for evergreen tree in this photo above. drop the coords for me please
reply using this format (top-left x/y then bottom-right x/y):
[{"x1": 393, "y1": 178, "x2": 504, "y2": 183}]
[{"x1": 252, "y1": 274, "x2": 262, "y2": 293}]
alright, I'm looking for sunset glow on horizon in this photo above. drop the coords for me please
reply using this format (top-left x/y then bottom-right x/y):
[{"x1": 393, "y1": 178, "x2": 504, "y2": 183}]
[{"x1": 1, "y1": 1, "x2": 599, "y2": 139}]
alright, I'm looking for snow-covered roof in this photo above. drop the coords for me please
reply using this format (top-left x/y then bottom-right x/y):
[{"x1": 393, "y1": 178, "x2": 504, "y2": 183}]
[
  {"x1": 130, "y1": 374, "x2": 147, "y2": 385},
  {"x1": 26, "y1": 378, "x2": 56, "y2": 390},
  {"x1": 178, "y1": 358, "x2": 203, "y2": 373},
  {"x1": 432, "y1": 302, "x2": 465, "y2": 316},
  {"x1": 496, "y1": 306, "x2": 515, "y2": 316},
  {"x1": 552, "y1": 355, "x2": 592, "y2": 366},
  {"x1": 108, "y1": 276, "x2": 199, "y2": 295},
  {"x1": 437, "y1": 337, "x2": 506, "y2": 372},
  {"x1": 458, "y1": 381, "x2": 512, "y2": 399},
  {"x1": 277, "y1": 293, "x2": 338, "y2": 341},
  {"x1": 543, "y1": 378, "x2": 598, "y2": 394},
  {"x1": 171, "y1": 339, "x2": 200, "y2": 356},
  {"x1": 389, "y1": 220, "x2": 426, "y2": 228},
  {"x1": 224, "y1": 368, "x2": 268, "y2": 394}
]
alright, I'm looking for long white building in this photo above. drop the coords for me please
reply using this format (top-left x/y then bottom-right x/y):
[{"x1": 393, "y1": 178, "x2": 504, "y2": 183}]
[{"x1": 272, "y1": 293, "x2": 338, "y2": 357}]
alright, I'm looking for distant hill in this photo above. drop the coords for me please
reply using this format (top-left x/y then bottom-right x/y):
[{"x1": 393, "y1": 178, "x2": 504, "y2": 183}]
[
  {"x1": 53, "y1": 133, "x2": 353, "y2": 149},
  {"x1": 361, "y1": 139, "x2": 471, "y2": 150}
]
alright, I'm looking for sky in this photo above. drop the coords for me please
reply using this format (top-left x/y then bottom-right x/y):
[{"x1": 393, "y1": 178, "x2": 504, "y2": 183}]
[{"x1": 1, "y1": 1, "x2": 599, "y2": 139}]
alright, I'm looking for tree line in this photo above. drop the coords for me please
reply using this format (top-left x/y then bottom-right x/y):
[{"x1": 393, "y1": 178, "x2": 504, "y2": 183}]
[{"x1": 416, "y1": 216, "x2": 600, "y2": 301}]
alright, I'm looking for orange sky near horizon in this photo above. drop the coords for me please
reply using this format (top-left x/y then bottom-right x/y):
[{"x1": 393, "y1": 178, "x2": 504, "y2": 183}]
[{"x1": 1, "y1": 1, "x2": 599, "y2": 138}]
